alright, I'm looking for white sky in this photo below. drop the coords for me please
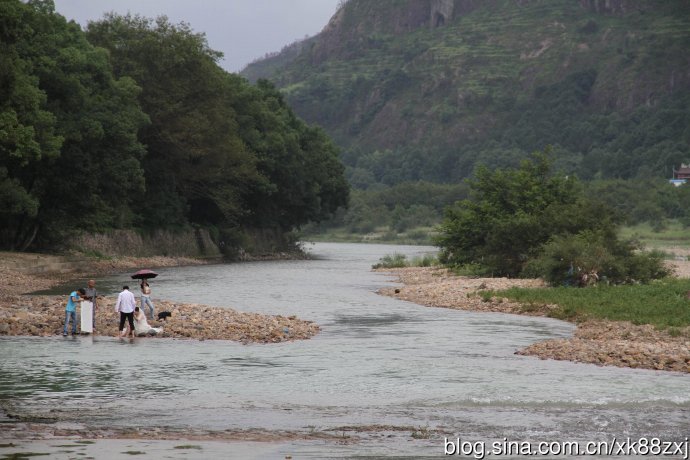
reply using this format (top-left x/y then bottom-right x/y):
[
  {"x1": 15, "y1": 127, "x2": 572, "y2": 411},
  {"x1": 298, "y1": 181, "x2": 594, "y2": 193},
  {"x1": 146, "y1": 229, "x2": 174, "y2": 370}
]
[{"x1": 52, "y1": 0, "x2": 341, "y2": 72}]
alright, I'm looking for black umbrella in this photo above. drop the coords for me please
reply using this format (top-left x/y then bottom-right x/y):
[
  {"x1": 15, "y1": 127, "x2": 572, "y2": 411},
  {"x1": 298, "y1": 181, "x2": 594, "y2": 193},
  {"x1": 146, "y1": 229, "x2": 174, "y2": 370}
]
[{"x1": 131, "y1": 269, "x2": 158, "y2": 280}]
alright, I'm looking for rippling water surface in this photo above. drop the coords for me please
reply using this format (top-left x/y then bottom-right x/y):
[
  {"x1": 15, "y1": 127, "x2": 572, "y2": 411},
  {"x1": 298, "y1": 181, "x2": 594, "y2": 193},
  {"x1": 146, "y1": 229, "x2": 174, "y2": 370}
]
[{"x1": 1, "y1": 243, "x2": 689, "y2": 458}]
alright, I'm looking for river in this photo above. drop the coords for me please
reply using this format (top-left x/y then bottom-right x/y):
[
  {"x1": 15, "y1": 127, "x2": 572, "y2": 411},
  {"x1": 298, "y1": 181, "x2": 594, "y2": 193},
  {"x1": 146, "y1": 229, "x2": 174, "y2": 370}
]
[{"x1": 1, "y1": 242, "x2": 689, "y2": 459}]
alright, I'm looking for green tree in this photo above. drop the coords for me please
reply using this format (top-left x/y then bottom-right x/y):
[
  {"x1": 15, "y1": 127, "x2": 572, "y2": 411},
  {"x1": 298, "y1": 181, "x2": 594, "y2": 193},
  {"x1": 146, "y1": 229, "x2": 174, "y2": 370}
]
[
  {"x1": 236, "y1": 79, "x2": 348, "y2": 231},
  {"x1": 0, "y1": 0, "x2": 146, "y2": 249},
  {"x1": 87, "y1": 14, "x2": 348, "y2": 241},
  {"x1": 86, "y1": 14, "x2": 262, "y2": 229},
  {"x1": 435, "y1": 151, "x2": 617, "y2": 276},
  {"x1": 2, "y1": 3, "x2": 350, "y2": 252},
  {"x1": 0, "y1": 0, "x2": 62, "y2": 249}
]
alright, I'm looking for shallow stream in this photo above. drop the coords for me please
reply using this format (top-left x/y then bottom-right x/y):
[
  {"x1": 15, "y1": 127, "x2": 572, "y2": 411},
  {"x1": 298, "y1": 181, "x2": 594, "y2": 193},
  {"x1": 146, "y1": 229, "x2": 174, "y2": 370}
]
[{"x1": 1, "y1": 242, "x2": 688, "y2": 458}]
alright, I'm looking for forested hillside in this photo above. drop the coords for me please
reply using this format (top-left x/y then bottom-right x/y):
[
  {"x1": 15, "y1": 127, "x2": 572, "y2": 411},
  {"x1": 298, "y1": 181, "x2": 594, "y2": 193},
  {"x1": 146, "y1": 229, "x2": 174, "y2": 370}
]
[
  {"x1": 0, "y1": 0, "x2": 348, "y2": 253},
  {"x1": 243, "y1": 0, "x2": 690, "y2": 187}
]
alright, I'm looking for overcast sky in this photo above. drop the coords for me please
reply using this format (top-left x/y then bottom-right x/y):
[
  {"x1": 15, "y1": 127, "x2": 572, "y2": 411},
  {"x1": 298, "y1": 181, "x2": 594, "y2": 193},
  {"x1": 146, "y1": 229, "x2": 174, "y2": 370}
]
[{"x1": 52, "y1": 0, "x2": 341, "y2": 72}]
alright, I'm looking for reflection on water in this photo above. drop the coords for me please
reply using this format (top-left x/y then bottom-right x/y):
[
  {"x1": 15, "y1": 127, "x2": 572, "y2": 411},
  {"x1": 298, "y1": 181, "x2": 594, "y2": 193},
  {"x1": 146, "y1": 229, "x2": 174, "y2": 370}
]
[{"x1": 3, "y1": 242, "x2": 690, "y2": 457}]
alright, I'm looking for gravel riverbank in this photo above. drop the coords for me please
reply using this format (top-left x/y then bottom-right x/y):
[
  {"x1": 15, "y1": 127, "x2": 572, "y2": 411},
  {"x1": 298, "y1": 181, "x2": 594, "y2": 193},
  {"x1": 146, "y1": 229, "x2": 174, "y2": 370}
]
[
  {"x1": 0, "y1": 295, "x2": 319, "y2": 342},
  {"x1": 0, "y1": 254, "x2": 319, "y2": 343},
  {"x1": 377, "y1": 266, "x2": 690, "y2": 373}
]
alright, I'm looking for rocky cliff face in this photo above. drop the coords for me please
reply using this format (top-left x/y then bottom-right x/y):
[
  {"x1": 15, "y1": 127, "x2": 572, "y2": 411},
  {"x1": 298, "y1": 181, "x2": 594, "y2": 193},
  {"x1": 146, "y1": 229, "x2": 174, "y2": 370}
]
[
  {"x1": 322, "y1": 0, "x2": 487, "y2": 36},
  {"x1": 309, "y1": 1, "x2": 429, "y2": 64},
  {"x1": 306, "y1": 0, "x2": 497, "y2": 67},
  {"x1": 431, "y1": 0, "x2": 502, "y2": 25},
  {"x1": 321, "y1": 0, "x2": 648, "y2": 38},
  {"x1": 275, "y1": 0, "x2": 663, "y2": 70}
]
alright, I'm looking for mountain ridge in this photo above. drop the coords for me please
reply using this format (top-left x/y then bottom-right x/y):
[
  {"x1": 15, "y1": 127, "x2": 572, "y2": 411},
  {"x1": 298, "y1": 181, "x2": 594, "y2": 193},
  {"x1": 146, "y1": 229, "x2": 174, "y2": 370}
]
[{"x1": 242, "y1": 0, "x2": 690, "y2": 185}]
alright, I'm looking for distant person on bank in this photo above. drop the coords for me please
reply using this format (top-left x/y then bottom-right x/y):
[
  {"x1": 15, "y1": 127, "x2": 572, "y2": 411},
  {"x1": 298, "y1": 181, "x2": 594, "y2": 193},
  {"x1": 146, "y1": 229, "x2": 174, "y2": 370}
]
[
  {"x1": 84, "y1": 279, "x2": 100, "y2": 331},
  {"x1": 133, "y1": 307, "x2": 163, "y2": 336},
  {"x1": 140, "y1": 280, "x2": 155, "y2": 320},
  {"x1": 115, "y1": 285, "x2": 136, "y2": 338},
  {"x1": 63, "y1": 288, "x2": 85, "y2": 336}
]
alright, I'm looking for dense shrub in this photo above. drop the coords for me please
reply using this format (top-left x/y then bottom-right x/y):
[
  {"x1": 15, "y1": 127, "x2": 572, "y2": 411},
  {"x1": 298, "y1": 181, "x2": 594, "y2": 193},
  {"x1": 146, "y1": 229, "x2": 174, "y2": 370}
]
[
  {"x1": 523, "y1": 231, "x2": 670, "y2": 286},
  {"x1": 436, "y1": 152, "x2": 615, "y2": 277},
  {"x1": 436, "y1": 151, "x2": 670, "y2": 284}
]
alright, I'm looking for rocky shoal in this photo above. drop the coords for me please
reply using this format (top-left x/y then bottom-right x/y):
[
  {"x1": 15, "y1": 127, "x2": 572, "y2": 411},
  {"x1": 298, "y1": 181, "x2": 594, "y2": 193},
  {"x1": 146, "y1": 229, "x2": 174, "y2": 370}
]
[
  {"x1": 0, "y1": 255, "x2": 319, "y2": 343},
  {"x1": 517, "y1": 320, "x2": 690, "y2": 372},
  {"x1": 377, "y1": 267, "x2": 690, "y2": 373},
  {"x1": 0, "y1": 295, "x2": 319, "y2": 343}
]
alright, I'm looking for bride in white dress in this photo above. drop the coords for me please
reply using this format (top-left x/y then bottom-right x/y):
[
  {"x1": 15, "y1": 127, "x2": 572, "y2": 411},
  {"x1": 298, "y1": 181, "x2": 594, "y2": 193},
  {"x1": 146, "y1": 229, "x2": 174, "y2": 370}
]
[{"x1": 133, "y1": 307, "x2": 163, "y2": 336}]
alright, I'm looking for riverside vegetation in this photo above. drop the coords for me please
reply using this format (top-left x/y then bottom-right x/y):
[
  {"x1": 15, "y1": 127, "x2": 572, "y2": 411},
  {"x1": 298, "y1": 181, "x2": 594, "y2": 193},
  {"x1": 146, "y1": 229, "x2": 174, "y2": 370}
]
[
  {"x1": 0, "y1": 1, "x2": 348, "y2": 256},
  {"x1": 485, "y1": 279, "x2": 690, "y2": 329},
  {"x1": 434, "y1": 152, "x2": 669, "y2": 283},
  {"x1": 374, "y1": 154, "x2": 689, "y2": 372},
  {"x1": 300, "y1": 177, "x2": 690, "y2": 246}
]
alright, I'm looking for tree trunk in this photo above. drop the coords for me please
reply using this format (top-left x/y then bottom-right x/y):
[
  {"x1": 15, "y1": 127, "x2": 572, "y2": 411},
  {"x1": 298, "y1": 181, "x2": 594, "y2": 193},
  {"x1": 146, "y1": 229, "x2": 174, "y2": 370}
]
[{"x1": 17, "y1": 222, "x2": 39, "y2": 252}]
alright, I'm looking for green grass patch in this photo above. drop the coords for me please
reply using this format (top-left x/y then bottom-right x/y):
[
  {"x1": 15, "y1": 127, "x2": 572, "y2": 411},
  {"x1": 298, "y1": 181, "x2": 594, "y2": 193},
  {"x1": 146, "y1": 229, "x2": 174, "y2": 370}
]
[
  {"x1": 173, "y1": 445, "x2": 203, "y2": 450},
  {"x1": 491, "y1": 278, "x2": 690, "y2": 328},
  {"x1": 620, "y1": 221, "x2": 690, "y2": 249}
]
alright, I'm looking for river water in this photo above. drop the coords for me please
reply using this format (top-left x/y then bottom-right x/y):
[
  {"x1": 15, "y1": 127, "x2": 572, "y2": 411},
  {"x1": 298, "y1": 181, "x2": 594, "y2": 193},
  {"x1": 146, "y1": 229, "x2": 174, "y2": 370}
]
[{"x1": 1, "y1": 242, "x2": 689, "y2": 459}]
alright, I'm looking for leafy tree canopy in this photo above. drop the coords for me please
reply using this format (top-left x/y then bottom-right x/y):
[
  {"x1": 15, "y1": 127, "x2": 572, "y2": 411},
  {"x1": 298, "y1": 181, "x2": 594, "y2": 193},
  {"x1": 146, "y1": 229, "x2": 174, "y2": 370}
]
[
  {"x1": 436, "y1": 150, "x2": 669, "y2": 284},
  {"x1": 0, "y1": 0, "x2": 147, "y2": 249},
  {"x1": 0, "y1": 2, "x2": 349, "y2": 252},
  {"x1": 86, "y1": 14, "x2": 348, "y2": 233}
]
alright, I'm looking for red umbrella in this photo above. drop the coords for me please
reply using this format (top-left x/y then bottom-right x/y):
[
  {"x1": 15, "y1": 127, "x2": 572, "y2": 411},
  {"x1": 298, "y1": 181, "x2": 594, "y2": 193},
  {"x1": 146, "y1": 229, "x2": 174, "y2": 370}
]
[{"x1": 131, "y1": 269, "x2": 158, "y2": 280}]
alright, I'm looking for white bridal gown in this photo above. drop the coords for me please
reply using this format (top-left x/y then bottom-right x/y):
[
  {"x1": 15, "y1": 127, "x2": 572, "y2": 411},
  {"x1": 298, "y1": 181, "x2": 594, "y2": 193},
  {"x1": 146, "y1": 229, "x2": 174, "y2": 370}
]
[{"x1": 134, "y1": 312, "x2": 162, "y2": 336}]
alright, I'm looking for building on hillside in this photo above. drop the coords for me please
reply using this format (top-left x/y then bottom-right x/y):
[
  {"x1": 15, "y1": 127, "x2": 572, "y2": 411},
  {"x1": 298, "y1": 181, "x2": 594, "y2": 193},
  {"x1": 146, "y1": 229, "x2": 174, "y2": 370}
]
[{"x1": 670, "y1": 164, "x2": 690, "y2": 186}]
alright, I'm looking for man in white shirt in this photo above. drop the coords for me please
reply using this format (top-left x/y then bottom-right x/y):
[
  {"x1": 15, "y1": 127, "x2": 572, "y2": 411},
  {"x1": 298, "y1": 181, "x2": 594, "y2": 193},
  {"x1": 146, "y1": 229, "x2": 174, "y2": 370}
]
[{"x1": 115, "y1": 286, "x2": 137, "y2": 338}]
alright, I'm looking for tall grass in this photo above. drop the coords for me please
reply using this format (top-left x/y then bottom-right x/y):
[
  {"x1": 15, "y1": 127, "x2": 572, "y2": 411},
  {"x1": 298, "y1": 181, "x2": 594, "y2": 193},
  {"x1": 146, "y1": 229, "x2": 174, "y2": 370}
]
[
  {"x1": 372, "y1": 253, "x2": 409, "y2": 269},
  {"x1": 372, "y1": 253, "x2": 438, "y2": 269},
  {"x1": 492, "y1": 278, "x2": 690, "y2": 328}
]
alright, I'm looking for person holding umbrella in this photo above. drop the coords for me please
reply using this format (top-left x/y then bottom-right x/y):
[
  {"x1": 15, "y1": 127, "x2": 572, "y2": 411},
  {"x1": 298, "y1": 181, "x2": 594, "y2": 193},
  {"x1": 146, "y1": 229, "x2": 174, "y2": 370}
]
[
  {"x1": 140, "y1": 280, "x2": 155, "y2": 320},
  {"x1": 131, "y1": 269, "x2": 158, "y2": 321}
]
